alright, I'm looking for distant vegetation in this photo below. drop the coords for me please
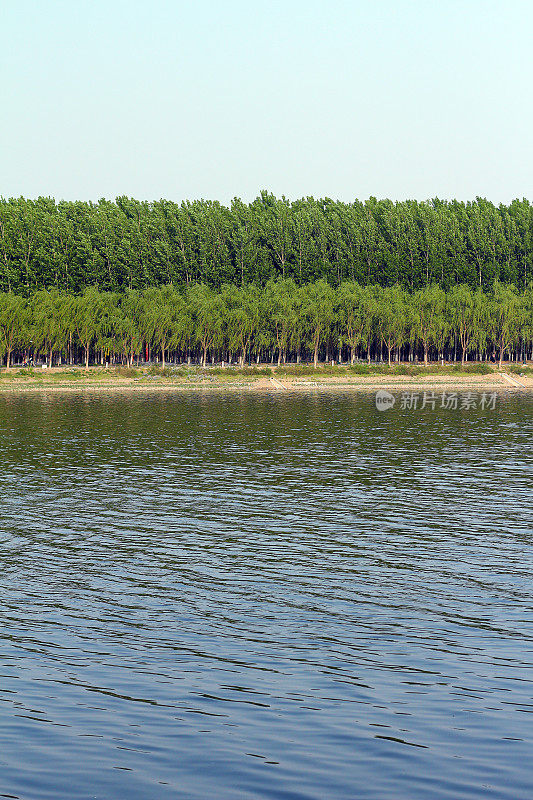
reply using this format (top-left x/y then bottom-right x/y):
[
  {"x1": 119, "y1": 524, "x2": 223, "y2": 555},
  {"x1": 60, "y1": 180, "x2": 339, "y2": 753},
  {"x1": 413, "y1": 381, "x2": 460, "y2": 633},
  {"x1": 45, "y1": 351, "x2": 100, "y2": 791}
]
[
  {"x1": 0, "y1": 280, "x2": 531, "y2": 369},
  {"x1": 1, "y1": 194, "x2": 532, "y2": 293},
  {"x1": 1, "y1": 193, "x2": 531, "y2": 369}
]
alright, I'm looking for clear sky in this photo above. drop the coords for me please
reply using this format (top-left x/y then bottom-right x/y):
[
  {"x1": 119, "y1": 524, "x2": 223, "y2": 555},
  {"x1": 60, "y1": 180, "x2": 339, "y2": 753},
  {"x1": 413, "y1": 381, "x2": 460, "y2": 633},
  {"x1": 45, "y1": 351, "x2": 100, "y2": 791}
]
[{"x1": 1, "y1": 0, "x2": 531, "y2": 204}]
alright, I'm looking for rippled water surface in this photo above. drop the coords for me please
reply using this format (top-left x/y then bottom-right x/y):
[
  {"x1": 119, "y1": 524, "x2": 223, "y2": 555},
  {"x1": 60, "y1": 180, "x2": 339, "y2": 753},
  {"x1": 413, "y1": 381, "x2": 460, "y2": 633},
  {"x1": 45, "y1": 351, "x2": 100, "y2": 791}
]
[{"x1": 0, "y1": 391, "x2": 532, "y2": 800}]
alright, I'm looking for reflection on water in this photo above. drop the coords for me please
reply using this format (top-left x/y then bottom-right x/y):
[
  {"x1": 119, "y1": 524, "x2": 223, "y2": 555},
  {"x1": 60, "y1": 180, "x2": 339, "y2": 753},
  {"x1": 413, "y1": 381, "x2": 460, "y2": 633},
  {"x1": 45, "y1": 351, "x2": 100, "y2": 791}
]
[{"x1": 0, "y1": 391, "x2": 532, "y2": 800}]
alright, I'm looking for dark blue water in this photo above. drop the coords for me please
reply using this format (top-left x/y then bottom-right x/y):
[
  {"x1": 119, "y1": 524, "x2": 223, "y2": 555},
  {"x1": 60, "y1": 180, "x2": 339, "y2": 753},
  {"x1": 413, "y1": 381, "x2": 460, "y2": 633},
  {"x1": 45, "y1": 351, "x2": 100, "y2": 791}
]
[{"x1": 0, "y1": 391, "x2": 532, "y2": 800}]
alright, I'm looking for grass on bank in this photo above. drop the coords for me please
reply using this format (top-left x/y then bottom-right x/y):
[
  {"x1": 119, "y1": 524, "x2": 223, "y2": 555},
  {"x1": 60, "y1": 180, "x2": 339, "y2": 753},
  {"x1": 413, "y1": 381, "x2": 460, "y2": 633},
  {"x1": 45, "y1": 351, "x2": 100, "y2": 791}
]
[
  {"x1": 0, "y1": 361, "x2": 522, "y2": 385},
  {"x1": 0, "y1": 364, "x2": 273, "y2": 383},
  {"x1": 507, "y1": 364, "x2": 533, "y2": 376},
  {"x1": 275, "y1": 362, "x2": 495, "y2": 377}
]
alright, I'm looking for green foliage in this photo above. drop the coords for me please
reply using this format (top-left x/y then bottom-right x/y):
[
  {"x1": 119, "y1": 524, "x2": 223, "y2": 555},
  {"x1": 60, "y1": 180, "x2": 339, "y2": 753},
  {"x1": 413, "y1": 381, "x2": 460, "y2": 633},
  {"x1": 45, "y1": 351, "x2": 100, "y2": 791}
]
[
  {"x1": 0, "y1": 292, "x2": 27, "y2": 368},
  {"x1": 451, "y1": 363, "x2": 493, "y2": 375},
  {"x1": 1, "y1": 195, "x2": 533, "y2": 294},
  {"x1": 276, "y1": 364, "x2": 320, "y2": 376},
  {"x1": 116, "y1": 366, "x2": 139, "y2": 378},
  {"x1": 58, "y1": 368, "x2": 84, "y2": 380},
  {"x1": 508, "y1": 364, "x2": 532, "y2": 375},
  {"x1": 207, "y1": 366, "x2": 273, "y2": 377},
  {"x1": 390, "y1": 364, "x2": 422, "y2": 375},
  {"x1": 0, "y1": 280, "x2": 531, "y2": 369}
]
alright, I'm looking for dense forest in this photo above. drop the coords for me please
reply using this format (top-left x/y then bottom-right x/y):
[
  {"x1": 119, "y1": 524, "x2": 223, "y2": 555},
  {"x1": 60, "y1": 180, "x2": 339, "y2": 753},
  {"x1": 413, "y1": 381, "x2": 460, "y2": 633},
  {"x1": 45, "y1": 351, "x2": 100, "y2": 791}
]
[
  {"x1": 1, "y1": 193, "x2": 531, "y2": 369},
  {"x1": 0, "y1": 281, "x2": 531, "y2": 369},
  {"x1": 1, "y1": 193, "x2": 532, "y2": 292}
]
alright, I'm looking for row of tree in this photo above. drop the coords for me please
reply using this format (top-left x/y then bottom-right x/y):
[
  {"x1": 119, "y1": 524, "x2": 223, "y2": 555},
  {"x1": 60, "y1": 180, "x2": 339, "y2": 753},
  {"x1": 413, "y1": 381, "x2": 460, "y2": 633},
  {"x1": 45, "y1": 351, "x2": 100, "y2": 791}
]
[
  {"x1": 0, "y1": 281, "x2": 531, "y2": 370},
  {"x1": 1, "y1": 194, "x2": 533, "y2": 293}
]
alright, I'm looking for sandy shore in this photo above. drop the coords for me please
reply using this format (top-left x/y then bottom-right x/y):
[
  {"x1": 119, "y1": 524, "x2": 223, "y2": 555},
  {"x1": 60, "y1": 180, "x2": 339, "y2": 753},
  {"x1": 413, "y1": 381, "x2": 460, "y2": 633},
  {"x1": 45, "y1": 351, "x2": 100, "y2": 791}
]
[{"x1": 0, "y1": 370, "x2": 530, "y2": 394}]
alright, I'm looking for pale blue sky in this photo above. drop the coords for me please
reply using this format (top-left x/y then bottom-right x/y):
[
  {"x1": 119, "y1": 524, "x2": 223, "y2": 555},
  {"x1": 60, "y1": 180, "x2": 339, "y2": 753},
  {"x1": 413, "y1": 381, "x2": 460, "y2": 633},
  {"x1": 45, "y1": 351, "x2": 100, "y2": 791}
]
[{"x1": 1, "y1": 0, "x2": 531, "y2": 203}]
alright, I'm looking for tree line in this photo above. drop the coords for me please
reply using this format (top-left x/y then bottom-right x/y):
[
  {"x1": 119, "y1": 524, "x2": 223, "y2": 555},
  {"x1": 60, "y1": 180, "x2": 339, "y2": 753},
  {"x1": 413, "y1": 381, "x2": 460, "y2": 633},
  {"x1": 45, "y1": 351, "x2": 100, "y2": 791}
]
[
  {"x1": 1, "y1": 193, "x2": 532, "y2": 293},
  {"x1": 0, "y1": 280, "x2": 531, "y2": 370}
]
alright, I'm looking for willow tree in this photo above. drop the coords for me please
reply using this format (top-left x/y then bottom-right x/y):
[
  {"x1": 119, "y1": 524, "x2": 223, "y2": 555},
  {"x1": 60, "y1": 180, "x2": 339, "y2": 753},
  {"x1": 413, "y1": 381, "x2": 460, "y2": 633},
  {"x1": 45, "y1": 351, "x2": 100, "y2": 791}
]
[
  {"x1": 30, "y1": 288, "x2": 70, "y2": 367},
  {"x1": 0, "y1": 292, "x2": 26, "y2": 368},
  {"x1": 263, "y1": 278, "x2": 299, "y2": 365},
  {"x1": 143, "y1": 285, "x2": 177, "y2": 368},
  {"x1": 522, "y1": 285, "x2": 533, "y2": 360},
  {"x1": 220, "y1": 283, "x2": 262, "y2": 366},
  {"x1": 376, "y1": 285, "x2": 407, "y2": 365},
  {"x1": 74, "y1": 286, "x2": 106, "y2": 368},
  {"x1": 489, "y1": 283, "x2": 522, "y2": 368},
  {"x1": 113, "y1": 290, "x2": 144, "y2": 366},
  {"x1": 412, "y1": 284, "x2": 446, "y2": 364},
  {"x1": 447, "y1": 284, "x2": 476, "y2": 364},
  {"x1": 187, "y1": 283, "x2": 222, "y2": 366},
  {"x1": 302, "y1": 280, "x2": 335, "y2": 367},
  {"x1": 337, "y1": 282, "x2": 376, "y2": 363}
]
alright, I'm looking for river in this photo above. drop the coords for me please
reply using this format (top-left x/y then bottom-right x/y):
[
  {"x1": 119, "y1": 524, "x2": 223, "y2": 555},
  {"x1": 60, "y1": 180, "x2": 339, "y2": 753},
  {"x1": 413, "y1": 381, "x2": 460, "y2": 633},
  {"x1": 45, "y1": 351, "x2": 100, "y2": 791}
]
[{"x1": 0, "y1": 391, "x2": 531, "y2": 799}]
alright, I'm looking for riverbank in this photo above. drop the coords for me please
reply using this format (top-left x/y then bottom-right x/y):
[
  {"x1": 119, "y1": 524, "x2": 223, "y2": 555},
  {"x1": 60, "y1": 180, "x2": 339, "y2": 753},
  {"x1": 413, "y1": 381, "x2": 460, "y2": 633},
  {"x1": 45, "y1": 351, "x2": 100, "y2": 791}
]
[{"x1": 0, "y1": 364, "x2": 531, "y2": 393}]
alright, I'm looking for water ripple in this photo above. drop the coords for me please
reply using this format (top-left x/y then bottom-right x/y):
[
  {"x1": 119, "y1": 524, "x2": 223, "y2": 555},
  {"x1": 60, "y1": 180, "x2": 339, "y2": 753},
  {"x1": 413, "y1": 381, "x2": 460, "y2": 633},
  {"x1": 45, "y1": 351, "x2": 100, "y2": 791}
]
[{"x1": 0, "y1": 392, "x2": 531, "y2": 800}]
